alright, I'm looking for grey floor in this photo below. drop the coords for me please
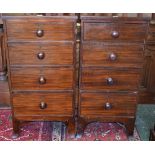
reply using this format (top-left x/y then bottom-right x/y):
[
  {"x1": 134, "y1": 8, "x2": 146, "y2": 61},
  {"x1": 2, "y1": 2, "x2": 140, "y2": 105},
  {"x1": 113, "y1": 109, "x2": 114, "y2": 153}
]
[{"x1": 135, "y1": 104, "x2": 155, "y2": 140}]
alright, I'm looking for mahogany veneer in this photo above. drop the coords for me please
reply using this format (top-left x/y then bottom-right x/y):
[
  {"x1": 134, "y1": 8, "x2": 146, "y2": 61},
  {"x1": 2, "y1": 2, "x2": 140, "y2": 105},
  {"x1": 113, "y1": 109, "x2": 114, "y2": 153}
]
[
  {"x1": 13, "y1": 92, "x2": 73, "y2": 116},
  {"x1": 4, "y1": 16, "x2": 78, "y2": 138},
  {"x1": 2, "y1": 14, "x2": 155, "y2": 138},
  {"x1": 8, "y1": 42, "x2": 74, "y2": 66},
  {"x1": 83, "y1": 21, "x2": 147, "y2": 41},
  {"x1": 81, "y1": 68, "x2": 141, "y2": 91},
  {"x1": 10, "y1": 67, "x2": 73, "y2": 91},
  {"x1": 82, "y1": 43, "x2": 144, "y2": 68},
  {"x1": 77, "y1": 16, "x2": 149, "y2": 136}
]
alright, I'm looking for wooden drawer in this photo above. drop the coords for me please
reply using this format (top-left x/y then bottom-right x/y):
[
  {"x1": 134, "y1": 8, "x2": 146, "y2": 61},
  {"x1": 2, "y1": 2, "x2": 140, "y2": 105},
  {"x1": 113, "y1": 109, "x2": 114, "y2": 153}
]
[
  {"x1": 82, "y1": 43, "x2": 144, "y2": 68},
  {"x1": 81, "y1": 68, "x2": 141, "y2": 91},
  {"x1": 5, "y1": 17, "x2": 76, "y2": 41},
  {"x1": 83, "y1": 22, "x2": 147, "y2": 41},
  {"x1": 10, "y1": 67, "x2": 73, "y2": 91},
  {"x1": 13, "y1": 92, "x2": 73, "y2": 116},
  {"x1": 8, "y1": 42, "x2": 74, "y2": 66},
  {"x1": 80, "y1": 92, "x2": 137, "y2": 117}
]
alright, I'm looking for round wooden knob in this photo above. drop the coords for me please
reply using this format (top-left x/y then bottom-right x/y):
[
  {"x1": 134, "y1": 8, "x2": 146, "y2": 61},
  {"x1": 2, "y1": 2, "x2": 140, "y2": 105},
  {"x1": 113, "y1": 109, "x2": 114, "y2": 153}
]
[
  {"x1": 111, "y1": 31, "x2": 119, "y2": 38},
  {"x1": 37, "y1": 52, "x2": 45, "y2": 60},
  {"x1": 36, "y1": 29, "x2": 44, "y2": 37},
  {"x1": 39, "y1": 102, "x2": 47, "y2": 109},
  {"x1": 109, "y1": 53, "x2": 117, "y2": 61},
  {"x1": 104, "y1": 102, "x2": 112, "y2": 110},
  {"x1": 39, "y1": 76, "x2": 46, "y2": 84},
  {"x1": 106, "y1": 77, "x2": 114, "y2": 85}
]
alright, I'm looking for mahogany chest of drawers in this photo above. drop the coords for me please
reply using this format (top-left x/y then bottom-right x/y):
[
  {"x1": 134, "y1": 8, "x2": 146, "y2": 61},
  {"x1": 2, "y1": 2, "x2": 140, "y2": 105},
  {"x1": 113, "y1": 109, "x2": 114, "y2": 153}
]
[
  {"x1": 3, "y1": 15, "x2": 149, "y2": 138},
  {"x1": 4, "y1": 16, "x2": 78, "y2": 138},
  {"x1": 78, "y1": 16, "x2": 148, "y2": 136}
]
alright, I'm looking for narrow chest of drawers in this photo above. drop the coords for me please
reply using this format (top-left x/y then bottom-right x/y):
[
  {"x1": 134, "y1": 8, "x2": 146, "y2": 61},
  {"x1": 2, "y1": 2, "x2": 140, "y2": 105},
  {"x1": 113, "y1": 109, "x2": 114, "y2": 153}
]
[
  {"x1": 78, "y1": 16, "x2": 149, "y2": 136},
  {"x1": 4, "y1": 16, "x2": 78, "y2": 137}
]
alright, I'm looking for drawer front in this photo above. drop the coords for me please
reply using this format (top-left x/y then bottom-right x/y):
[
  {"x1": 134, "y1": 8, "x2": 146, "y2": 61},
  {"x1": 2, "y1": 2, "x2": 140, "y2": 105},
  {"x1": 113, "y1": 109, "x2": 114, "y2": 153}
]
[
  {"x1": 81, "y1": 68, "x2": 141, "y2": 91},
  {"x1": 5, "y1": 17, "x2": 76, "y2": 41},
  {"x1": 13, "y1": 92, "x2": 73, "y2": 116},
  {"x1": 10, "y1": 67, "x2": 73, "y2": 90},
  {"x1": 83, "y1": 22, "x2": 147, "y2": 41},
  {"x1": 80, "y1": 92, "x2": 137, "y2": 117},
  {"x1": 82, "y1": 43, "x2": 144, "y2": 68},
  {"x1": 8, "y1": 42, "x2": 74, "y2": 66}
]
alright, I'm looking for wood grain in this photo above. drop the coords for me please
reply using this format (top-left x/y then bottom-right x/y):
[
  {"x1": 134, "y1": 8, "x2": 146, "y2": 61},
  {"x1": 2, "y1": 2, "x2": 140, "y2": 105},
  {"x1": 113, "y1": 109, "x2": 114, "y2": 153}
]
[
  {"x1": 10, "y1": 67, "x2": 73, "y2": 91},
  {"x1": 83, "y1": 22, "x2": 147, "y2": 41},
  {"x1": 3, "y1": 15, "x2": 152, "y2": 137},
  {"x1": 80, "y1": 92, "x2": 137, "y2": 117},
  {"x1": 8, "y1": 42, "x2": 74, "y2": 66},
  {"x1": 82, "y1": 42, "x2": 144, "y2": 68},
  {"x1": 13, "y1": 92, "x2": 73, "y2": 116},
  {"x1": 5, "y1": 17, "x2": 77, "y2": 41},
  {"x1": 78, "y1": 16, "x2": 146, "y2": 136},
  {"x1": 80, "y1": 68, "x2": 141, "y2": 91}
]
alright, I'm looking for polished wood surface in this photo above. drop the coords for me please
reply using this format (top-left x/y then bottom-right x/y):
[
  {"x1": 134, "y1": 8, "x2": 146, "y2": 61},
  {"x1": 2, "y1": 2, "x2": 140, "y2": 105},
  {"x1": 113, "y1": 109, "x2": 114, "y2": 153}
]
[
  {"x1": 82, "y1": 43, "x2": 144, "y2": 68},
  {"x1": 10, "y1": 67, "x2": 73, "y2": 91},
  {"x1": 81, "y1": 68, "x2": 141, "y2": 91},
  {"x1": 1, "y1": 14, "x2": 155, "y2": 138},
  {"x1": 4, "y1": 16, "x2": 77, "y2": 137},
  {"x1": 82, "y1": 20, "x2": 148, "y2": 41},
  {"x1": 5, "y1": 17, "x2": 76, "y2": 41},
  {"x1": 8, "y1": 42, "x2": 74, "y2": 66},
  {"x1": 13, "y1": 92, "x2": 73, "y2": 116},
  {"x1": 80, "y1": 92, "x2": 137, "y2": 117},
  {"x1": 78, "y1": 16, "x2": 146, "y2": 136}
]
